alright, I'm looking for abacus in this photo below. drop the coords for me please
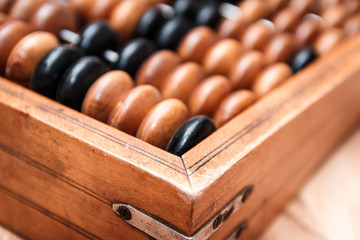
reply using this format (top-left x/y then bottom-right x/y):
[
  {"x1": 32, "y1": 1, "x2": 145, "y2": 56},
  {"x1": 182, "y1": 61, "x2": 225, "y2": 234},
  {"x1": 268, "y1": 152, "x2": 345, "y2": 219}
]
[{"x1": 0, "y1": 0, "x2": 359, "y2": 239}]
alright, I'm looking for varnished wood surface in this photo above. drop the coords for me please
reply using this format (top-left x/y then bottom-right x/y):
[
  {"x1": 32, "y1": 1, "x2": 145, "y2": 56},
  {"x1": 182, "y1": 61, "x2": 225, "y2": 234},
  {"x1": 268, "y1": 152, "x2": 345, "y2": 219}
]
[{"x1": 0, "y1": 33, "x2": 360, "y2": 239}]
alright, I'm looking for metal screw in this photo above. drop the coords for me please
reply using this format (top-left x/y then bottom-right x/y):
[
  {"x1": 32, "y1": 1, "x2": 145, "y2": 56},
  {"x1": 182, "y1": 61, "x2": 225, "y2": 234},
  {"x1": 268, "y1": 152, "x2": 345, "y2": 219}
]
[
  {"x1": 242, "y1": 186, "x2": 254, "y2": 203},
  {"x1": 235, "y1": 222, "x2": 248, "y2": 239},
  {"x1": 116, "y1": 206, "x2": 132, "y2": 221},
  {"x1": 213, "y1": 214, "x2": 223, "y2": 229},
  {"x1": 223, "y1": 206, "x2": 234, "y2": 221}
]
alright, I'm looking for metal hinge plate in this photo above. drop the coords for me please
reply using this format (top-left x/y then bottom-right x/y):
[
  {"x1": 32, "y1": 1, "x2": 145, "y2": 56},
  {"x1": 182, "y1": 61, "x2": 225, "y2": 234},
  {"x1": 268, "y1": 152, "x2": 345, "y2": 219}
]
[{"x1": 112, "y1": 186, "x2": 253, "y2": 240}]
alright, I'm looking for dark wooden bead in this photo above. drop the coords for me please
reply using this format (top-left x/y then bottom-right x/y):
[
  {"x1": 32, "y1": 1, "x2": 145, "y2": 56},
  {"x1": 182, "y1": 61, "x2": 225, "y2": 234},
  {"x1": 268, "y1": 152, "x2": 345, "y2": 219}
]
[
  {"x1": 155, "y1": 16, "x2": 193, "y2": 50},
  {"x1": 173, "y1": 0, "x2": 202, "y2": 20},
  {"x1": 135, "y1": 6, "x2": 169, "y2": 40},
  {"x1": 195, "y1": 3, "x2": 221, "y2": 28},
  {"x1": 166, "y1": 115, "x2": 216, "y2": 156},
  {"x1": 56, "y1": 56, "x2": 108, "y2": 111},
  {"x1": 114, "y1": 38, "x2": 155, "y2": 77},
  {"x1": 31, "y1": 45, "x2": 82, "y2": 99},
  {"x1": 290, "y1": 46, "x2": 317, "y2": 73},
  {"x1": 78, "y1": 21, "x2": 119, "y2": 57}
]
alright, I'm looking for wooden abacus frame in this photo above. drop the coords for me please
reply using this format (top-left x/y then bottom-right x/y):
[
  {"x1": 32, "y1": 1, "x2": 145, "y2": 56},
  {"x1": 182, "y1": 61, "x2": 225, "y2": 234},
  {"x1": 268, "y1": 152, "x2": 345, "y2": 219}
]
[{"x1": 0, "y1": 32, "x2": 360, "y2": 239}]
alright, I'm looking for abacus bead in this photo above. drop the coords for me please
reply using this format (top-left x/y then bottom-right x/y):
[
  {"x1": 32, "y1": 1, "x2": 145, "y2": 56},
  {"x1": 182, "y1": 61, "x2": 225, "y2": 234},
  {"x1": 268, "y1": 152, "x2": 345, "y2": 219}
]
[
  {"x1": 321, "y1": 4, "x2": 347, "y2": 28},
  {"x1": 31, "y1": 2, "x2": 78, "y2": 35},
  {"x1": 343, "y1": 14, "x2": 360, "y2": 37},
  {"x1": 78, "y1": 21, "x2": 119, "y2": 57},
  {"x1": 136, "y1": 50, "x2": 180, "y2": 89},
  {"x1": 136, "y1": 99, "x2": 189, "y2": 149},
  {"x1": 56, "y1": 56, "x2": 108, "y2": 111},
  {"x1": 0, "y1": 12, "x2": 7, "y2": 24},
  {"x1": 241, "y1": 20, "x2": 275, "y2": 51},
  {"x1": 272, "y1": 8, "x2": 301, "y2": 32},
  {"x1": 173, "y1": 0, "x2": 202, "y2": 20},
  {"x1": 252, "y1": 63, "x2": 292, "y2": 97},
  {"x1": 108, "y1": 85, "x2": 161, "y2": 136},
  {"x1": 290, "y1": 47, "x2": 317, "y2": 73},
  {"x1": 188, "y1": 75, "x2": 232, "y2": 116},
  {"x1": 213, "y1": 90, "x2": 257, "y2": 127},
  {"x1": 294, "y1": 15, "x2": 323, "y2": 50},
  {"x1": 166, "y1": 115, "x2": 216, "y2": 156},
  {"x1": 239, "y1": 0, "x2": 269, "y2": 23},
  {"x1": 0, "y1": 20, "x2": 34, "y2": 75},
  {"x1": 161, "y1": 62, "x2": 204, "y2": 102},
  {"x1": 109, "y1": 0, "x2": 149, "y2": 43},
  {"x1": 287, "y1": 0, "x2": 311, "y2": 15},
  {"x1": 135, "y1": 6, "x2": 169, "y2": 39},
  {"x1": 68, "y1": 0, "x2": 93, "y2": 23},
  {"x1": 82, "y1": 70, "x2": 133, "y2": 123},
  {"x1": 6, "y1": 31, "x2": 59, "y2": 87},
  {"x1": 313, "y1": 28, "x2": 343, "y2": 55},
  {"x1": 177, "y1": 26, "x2": 217, "y2": 63},
  {"x1": 202, "y1": 39, "x2": 243, "y2": 76},
  {"x1": 264, "y1": 33, "x2": 294, "y2": 64},
  {"x1": 155, "y1": 15, "x2": 193, "y2": 50},
  {"x1": 115, "y1": 38, "x2": 156, "y2": 78},
  {"x1": 89, "y1": 0, "x2": 119, "y2": 21},
  {"x1": 0, "y1": 0, "x2": 15, "y2": 12},
  {"x1": 217, "y1": 16, "x2": 246, "y2": 39},
  {"x1": 31, "y1": 45, "x2": 82, "y2": 99},
  {"x1": 229, "y1": 50, "x2": 265, "y2": 89},
  {"x1": 9, "y1": 0, "x2": 45, "y2": 21},
  {"x1": 195, "y1": 2, "x2": 221, "y2": 28}
]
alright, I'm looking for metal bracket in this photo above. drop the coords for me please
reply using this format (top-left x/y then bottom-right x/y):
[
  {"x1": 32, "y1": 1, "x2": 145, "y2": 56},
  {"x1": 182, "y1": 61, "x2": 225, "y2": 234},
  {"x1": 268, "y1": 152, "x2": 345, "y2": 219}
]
[{"x1": 112, "y1": 186, "x2": 253, "y2": 240}]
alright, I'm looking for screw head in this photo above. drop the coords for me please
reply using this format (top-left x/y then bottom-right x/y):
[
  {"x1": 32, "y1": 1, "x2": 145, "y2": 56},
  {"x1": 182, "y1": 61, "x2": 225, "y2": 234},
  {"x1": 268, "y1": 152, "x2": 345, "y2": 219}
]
[
  {"x1": 116, "y1": 206, "x2": 132, "y2": 220},
  {"x1": 235, "y1": 222, "x2": 248, "y2": 238},
  {"x1": 213, "y1": 214, "x2": 223, "y2": 229},
  {"x1": 242, "y1": 186, "x2": 254, "y2": 203}
]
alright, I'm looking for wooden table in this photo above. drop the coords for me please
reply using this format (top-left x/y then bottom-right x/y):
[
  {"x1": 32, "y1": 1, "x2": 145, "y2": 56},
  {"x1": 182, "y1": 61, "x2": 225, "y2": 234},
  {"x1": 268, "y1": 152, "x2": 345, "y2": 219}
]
[{"x1": 1, "y1": 126, "x2": 360, "y2": 239}]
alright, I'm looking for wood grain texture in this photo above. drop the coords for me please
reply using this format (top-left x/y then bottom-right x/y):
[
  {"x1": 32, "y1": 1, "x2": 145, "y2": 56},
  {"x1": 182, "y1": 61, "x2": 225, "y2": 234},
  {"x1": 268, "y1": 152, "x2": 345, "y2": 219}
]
[{"x1": 0, "y1": 33, "x2": 360, "y2": 240}]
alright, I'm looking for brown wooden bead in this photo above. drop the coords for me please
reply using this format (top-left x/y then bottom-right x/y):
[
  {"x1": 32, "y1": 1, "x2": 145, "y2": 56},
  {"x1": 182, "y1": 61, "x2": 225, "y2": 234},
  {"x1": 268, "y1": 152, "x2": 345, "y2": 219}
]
[
  {"x1": 321, "y1": 4, "x2": 347, "y2": 28},
  {"x1": 0, "y1": 12, "x2": 7, "y2": 25},
  {"x1": 161, "y1": 62, "x2": 204, "y2": 102},
  {"x1": 109, "y1": 0, "x2": 149, "y2": 43},
  {"x1": 213, "y1": 90, "x2": 257, "y2": 127},
  {"x1": 31, "y1": 2, "x2": 78, "y2": 35},
  {"x1": 229, "y1": 50, "x2": 265, "y2": 89},
  {"x1": 217, "y1": 16, "x2": 247, "y2": 39},
  {"x1": 88, "y1": 0, "x2": 119, "y2": 21},
  {"x1": 313, "y1": 27, "x2": 344, "y2": 55},
  {"x1": 272, "y1": 7, "x2": 301, "y2": 32},
  {"x1": 188, "y1": 75, "x2": 232, "y2": 116},
  {"x1": 82, "y1": 71, "x2": 134, "y2": 123},
  {"x1": 267, "y1": 0, "x2": 289, "y2": 13},
  {"x1": 68, "y1": 0, "x2": 93, "y2": 23},
  {"x1": 343, "y1": 0, "x2": 360, "y2": 14},
  {"x1": 0, "y1": 0, "x2": 16, "y2": 13},
  {"x1": 136, "y1": 99, "x2": 189, "y2": 149},
  {"x1": 252, "y1": 63, "x2": 292, "y2": 97},
  {"x1": 343, "y1": 13, "x2": 360, "y2": 37},
  {"x1": 108, "y1": 85, "x2": 161, "y2": 136},
  {"x1": 264, "y1": 33, "x2": 294, "y2": 64},
  {"x1": 9, "y1": 0, "x2": 46, "y2": 21},
  {"x1": 202, "y1": 39, "x2": 243, "y2": 76},
  {"x1": 287, "y1": 0, "x2": 311, "y2": 15},
  {"x1": 241, "y1": 20, "x2": 275, "y2": 51},
  {"x1": 136, "y1": 50, "x2": 180, "y2": 89},
  {"x1": 0, "y1": 20, "x2": 34, "y2": 75},
  {"x1": 294, "y1": 14, "x2": 323, "y2": 50},
  {"x1": 177, "y1": 26, "x2": 217, "y2": 63},
  {"x1": 6, "y1": 31, "x2": 59, "y2": 87},
  {"x1": 238, "y1": 0, "x2": 270, "y2": 23}
]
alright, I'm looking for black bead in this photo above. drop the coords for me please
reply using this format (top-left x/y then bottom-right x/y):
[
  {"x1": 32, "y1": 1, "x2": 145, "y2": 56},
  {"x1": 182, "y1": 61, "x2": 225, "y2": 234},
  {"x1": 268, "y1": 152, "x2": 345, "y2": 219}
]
[
  {"x1": 78, "y1": 21, "x2": 119, "y2": 57},
  {"x1": 195, "y1": 3, "x2": 221, "y2": 28},
  {"x1": 56, "y1": 56, "x2": 108, "y2": 111},
  {"x1": 135, "y1": 6, "x2": 170, "y2": 40},
  {"x1": 30, "y1": 45, "x2": 82, "y2": 99},
  {"x1": 114, "y1": 38, "x2": 155, "y2": 78},
  {"x1": 174, "y1": 0, "x2": 203, "y2": 20},
  {"x1": 155, "y1": 16, "x2": 193, "y2": 50},
  {"x1": 290, "y1": 47, "x2": 317, "y2": 73},
  {"x1": 166, "y1": 116, "x2": 216, "y2": 156}
]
